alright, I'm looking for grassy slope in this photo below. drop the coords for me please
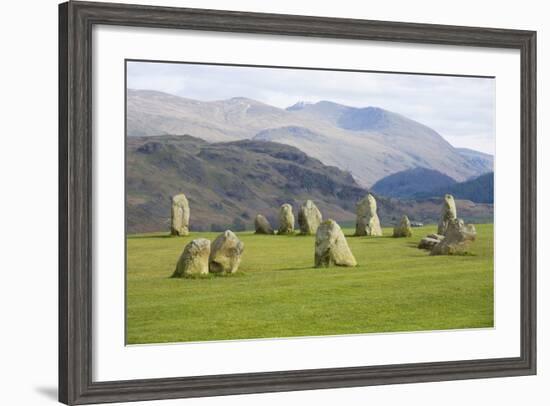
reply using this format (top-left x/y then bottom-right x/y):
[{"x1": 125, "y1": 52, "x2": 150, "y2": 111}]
[{"x1": 126, "y1": 224, "x2": 493, "y2": 344}]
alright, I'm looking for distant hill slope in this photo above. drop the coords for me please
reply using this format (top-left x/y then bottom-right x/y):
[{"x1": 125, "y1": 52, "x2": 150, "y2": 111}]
[
  {"x1": 456, "y1": 148, "x2": 494, "y2": 175},
  {"x1": 371, "y1": 167, "x2": 457, "y2": 199},
  {"x1": 127, "y1": 135, "x2": 367, "y2": 233},
  {"x1": 127, "y1": 89, "x2": 493, "y2": 186},
  {"x1": 414, "y1": 172, "x2": 494, "y2": 203},
  {"x1": 127, "y1": 135, "x2": 493, "y2": 233}
]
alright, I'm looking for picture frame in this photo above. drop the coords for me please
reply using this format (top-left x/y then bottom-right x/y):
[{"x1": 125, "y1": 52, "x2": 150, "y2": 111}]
[{"x1": 59, "y1": 1, "x2": 537, "y2": 404}]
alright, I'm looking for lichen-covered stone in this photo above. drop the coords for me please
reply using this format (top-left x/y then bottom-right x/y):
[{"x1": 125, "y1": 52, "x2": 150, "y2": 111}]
[
  {"x1": 298, "y1": 200, "x2": 322, "y2": 235},
  {"x1": 209, "y1": 230, "x2": 244, "y2": 274},
  {"x1": 254, "y1": 214, "x2": 274, "y2": 234},
  {"x1": 437, "y1": 194, "x2": 457, "y2": 235},
  {"x1": 315, "y1": 219, "x2": 357, "y2": 267},
  {"x1": 355, "y1": 194, "x2": 383, "y2": 236},
  {"x1": 171, "y1": 193, "x2": 190, "y2": 236},
  {"x1": 418, "y1": 237, "x2": 441, "y2": 250},
  {"x1": 431, "y1": 219, "x2": 477, "y2": 255},
  {"x1": 172, "y1": 238, "x2": 211, "y2": 277},
  {"x1": 278, "y1": 203, "x2": 295, "y2": 234},
  {"x1": 393, "y1": 215, "x2": 413, "y2": 238}
]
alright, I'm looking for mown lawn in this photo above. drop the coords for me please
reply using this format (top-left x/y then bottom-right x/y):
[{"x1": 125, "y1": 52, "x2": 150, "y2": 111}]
[{"x1": 126, "y1": 224, "x2": 493, "y2": 344}]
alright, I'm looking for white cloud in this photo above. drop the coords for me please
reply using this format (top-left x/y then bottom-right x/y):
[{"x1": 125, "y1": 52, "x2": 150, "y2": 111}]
[{"x1": 127, "y1": 61, "x2": 495, "y2": 154}]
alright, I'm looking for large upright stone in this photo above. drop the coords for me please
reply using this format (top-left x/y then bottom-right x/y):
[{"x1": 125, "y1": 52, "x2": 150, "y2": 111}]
[
  {"x1": 254, "y1": 214, "x2": 274, "y2": 235},
  {"x1": 315, "y1": 219, "x2": 357, "y2": 267},
  {"x1": 355, "y1": 194, "x2": 383, "y2": 236},
  {"x1": 437, "y1": 194, "x2": 457, "y2": 235},
  {"x1": 172, "y1": 238, "x2": 211, "y2": 277},
  {"x1": 393, "y1": 215, "x2": 413, "y2": 238},
  {"x1": 171, "y1": 193, "x2": 190, "y2": 236},
  {"x1": 298, "y1": 200, "x2": 322, "y2": 235},
  {"x1": 278, "y1": 203, "x2": 295, "y2": 234},
  {"x1": 431, "y1": 219, "x2": 477, "y2": 255},
  {"x1": 209, "y1": 230, "x2": 244, "y2": 274}
]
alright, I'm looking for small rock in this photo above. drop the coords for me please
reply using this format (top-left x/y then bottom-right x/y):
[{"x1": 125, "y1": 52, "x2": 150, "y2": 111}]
[
  {"x1": 418, "y1": 237, "x2": 441, "y2": 250},
  {"x1": 393, "y1": 215, "x2": 413, "y2": 237}
]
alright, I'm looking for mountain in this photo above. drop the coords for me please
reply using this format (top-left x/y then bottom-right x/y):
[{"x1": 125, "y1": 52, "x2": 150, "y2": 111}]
[
  {"x1": 371, "y1": 168, "x2": 457, "y2": 198},
  {"x1": 456, "y1": 148, "x2": 494, "y2": 175},
  {"x1": 414, "y1": 172, "x2": 494, "y2": 203},
  {"x1": 127, "y1": 89, "x2": 493, "y2": 187},
  {"x1": 127, "y1": 135, "x2": 493, "y2": 233},
  {"x1": 127, "y1": 90, "x2": 288, "y2": 142}
]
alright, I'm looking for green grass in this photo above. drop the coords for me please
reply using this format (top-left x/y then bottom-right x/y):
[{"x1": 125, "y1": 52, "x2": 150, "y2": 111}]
[{"x1": 126, "y1": 224, "x2": 494, "y2": 344}]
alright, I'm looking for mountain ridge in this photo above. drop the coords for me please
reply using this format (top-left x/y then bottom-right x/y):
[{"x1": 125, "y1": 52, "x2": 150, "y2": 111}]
[{"x1": 127, "y1": 89, "x2": 493, "y2": 186}]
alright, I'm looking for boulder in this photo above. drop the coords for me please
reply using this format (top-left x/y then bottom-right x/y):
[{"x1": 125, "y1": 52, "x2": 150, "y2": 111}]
[
  {"x1": 278, "y1": 203, "x2": 295, "y2": 234},
  {"x1": 170, "y1": 193, "x2": 190, "y2": 236},
  {"x1": 172, "y1": 238, "x2": 211, "y2": 277},
  {"x1": 254, "y1": 214, "x2": 274, "y2": 234},
  {"x1": 393, "y1": 215, "x2": 413, "y2": 237},
  {"x1": 355, "y1": 194, "x2": 383, "y2": 236},
  {"x1": 315, "y1": 219, "x2": 357, "y2": 267},
  {"x1": 298, "y1": 200, "x2": 323, "y2": 235},
  {"x1": 209, "y1": 230, "x2": 245, "y2": 274},
  {"x1": 437, "y1": 194, "x2": 457, "y2": 235},
  {"x1": 431, "y1": 219, "x2": 477, "y2": 255},
  {"x1": 418, "y1": 233, "x2": 444, "y2": 250},
  {"x1": 418, "y1": 237, "x2": 441, "y2": 250}
]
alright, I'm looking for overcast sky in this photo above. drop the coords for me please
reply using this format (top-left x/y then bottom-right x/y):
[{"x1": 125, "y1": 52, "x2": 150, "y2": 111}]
[{"x1": 127, "y1": 61, "x2": 495, "y2": 154}]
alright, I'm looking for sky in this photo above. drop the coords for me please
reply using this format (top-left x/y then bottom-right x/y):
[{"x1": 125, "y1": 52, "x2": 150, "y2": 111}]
[{"x1": 127, "y1": 61, "x2": 495, "y2": 154}]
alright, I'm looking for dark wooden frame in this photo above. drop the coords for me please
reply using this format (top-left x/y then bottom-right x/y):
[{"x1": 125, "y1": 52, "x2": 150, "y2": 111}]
[{"x1": 59, "y1": 1, "x2": 537, "y2": 404}]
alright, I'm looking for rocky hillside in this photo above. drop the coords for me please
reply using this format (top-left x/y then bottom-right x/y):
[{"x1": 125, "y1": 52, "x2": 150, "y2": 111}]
[
  {"x1": 127, "y1": 135, "x2": 365, "y2": 233},
  {"x1": 456, "y1": 148, "x2": 494, "y2": 175},
  {"x1": 127, "y1": 135, "x2": 493, "y2": 233},
  {"x1": 127, "y1": 89, "x2": 493, "y2": 186}
]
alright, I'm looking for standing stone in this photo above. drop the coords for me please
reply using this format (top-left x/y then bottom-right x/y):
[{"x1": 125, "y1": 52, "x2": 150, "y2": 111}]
[
  {"x1": 254, "y1": 214, "x2": 274, "y2": 235},
  {"x1": 355, "y1": 194, "x2": 383, "y2": 236},
  {"x1": 393, "y1": 215, "x2": 413, "y2": 237},
  {"x1": 172, "y1": 238, "x2": 211, "y2": 277},
  {"x1": 431, "y1": 219, "x2": 477, "y2": 255},
  {"x1": 298, "y1": 200, "x2": 323, "y2": 235},
  {"x1": 209, "y1": 230, "x2": 244, "y2": 274},
  {"x1": 171, "y1": 193, "x2": 190, "y2": 236},
  {"x1": 278, "y1": 203, "x2": 295, "y2": 234},
  {"x1": 315, "y1": 219, "x2": 357, "y2": 267},
  {"x1": 437, "y1": 194, "x2": 457, "y2": 235}
]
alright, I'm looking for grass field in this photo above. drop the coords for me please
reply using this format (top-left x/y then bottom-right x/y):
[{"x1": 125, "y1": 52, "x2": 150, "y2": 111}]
[{"x1": 126, "y1": 224, "x2": 494, "y2": 345}]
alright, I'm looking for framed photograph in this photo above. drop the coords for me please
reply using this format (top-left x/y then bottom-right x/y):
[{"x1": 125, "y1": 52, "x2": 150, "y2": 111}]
[{"x1": 59, "y1": 1, "x2": 536, "y2": 404}]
